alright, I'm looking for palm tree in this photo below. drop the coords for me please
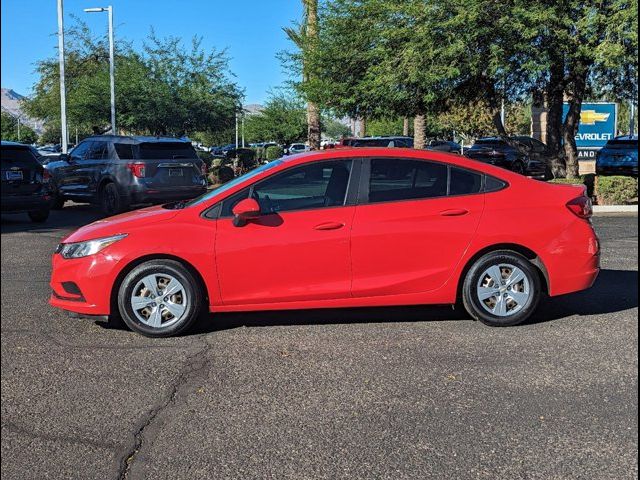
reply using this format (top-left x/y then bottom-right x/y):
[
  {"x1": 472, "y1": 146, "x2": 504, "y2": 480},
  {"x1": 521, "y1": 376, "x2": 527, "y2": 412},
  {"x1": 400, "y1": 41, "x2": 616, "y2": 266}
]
[{"x1": 285, "y1": 0, "x2": 321, "y2": 150}]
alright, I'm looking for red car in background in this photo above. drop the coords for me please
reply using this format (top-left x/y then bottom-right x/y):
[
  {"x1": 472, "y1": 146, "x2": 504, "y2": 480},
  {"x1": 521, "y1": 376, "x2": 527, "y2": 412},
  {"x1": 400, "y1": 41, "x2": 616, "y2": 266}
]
[{"x1": 50, "y1": 148, "x2": 599, "y2": 337}]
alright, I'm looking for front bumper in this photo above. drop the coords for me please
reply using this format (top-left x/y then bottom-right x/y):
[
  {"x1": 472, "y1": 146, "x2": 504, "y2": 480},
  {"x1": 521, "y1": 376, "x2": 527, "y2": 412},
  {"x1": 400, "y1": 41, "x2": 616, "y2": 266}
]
[{"x1": 49, "y1": 252, "x2": 119, "y2": 316}]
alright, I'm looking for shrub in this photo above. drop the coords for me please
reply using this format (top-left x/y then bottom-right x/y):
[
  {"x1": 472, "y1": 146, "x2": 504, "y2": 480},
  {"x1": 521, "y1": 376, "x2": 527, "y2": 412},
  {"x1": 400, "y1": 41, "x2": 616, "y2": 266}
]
[
  {"x1": 596, "y1": 176, "x2": 638, "y2": 205},
  {"x1": 196, "y1": 150, "x2": 213, "y2": 162},
  {"x1": 265, "y1": 145, "x2": 284, "y2": 161},
  {"x1": 548, "y1": 174, "x2": 596, "y2": 198},
  {"x1": 208, "y1": 165, "x2": 235, "y2": 186}
]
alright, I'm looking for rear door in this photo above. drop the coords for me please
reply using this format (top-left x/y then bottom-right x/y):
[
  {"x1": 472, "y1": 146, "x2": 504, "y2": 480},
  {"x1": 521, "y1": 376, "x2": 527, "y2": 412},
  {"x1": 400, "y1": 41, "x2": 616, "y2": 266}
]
[
  {"x1": 1, "y1": 145, "x2": 45, "y2": 197},
  {"x1": 137, "y1": 142, "x2": 203, "y2": 191},
  {"x1": 350, "y1": 158, "x2": 485, "y2": 297},
  {"x1": 56, "y1": 140, "x2": 92, "y2": 197}
]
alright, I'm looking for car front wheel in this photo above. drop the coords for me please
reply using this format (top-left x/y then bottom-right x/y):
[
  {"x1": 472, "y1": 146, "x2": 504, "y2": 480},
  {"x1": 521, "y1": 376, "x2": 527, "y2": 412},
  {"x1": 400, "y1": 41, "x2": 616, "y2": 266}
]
[
  {"x1": 462, "y1": 251, "x2": 541, "y2": 327},
  {"x1": 117, "y1": 260, "x2": 204, "y2": 337}
]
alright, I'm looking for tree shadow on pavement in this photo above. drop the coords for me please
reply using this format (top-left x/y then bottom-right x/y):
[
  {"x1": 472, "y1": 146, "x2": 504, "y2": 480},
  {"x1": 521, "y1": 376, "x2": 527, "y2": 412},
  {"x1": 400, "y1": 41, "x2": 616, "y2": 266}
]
[{"x1": 0, "y1": 204, "x2": 103, "y2": 235}]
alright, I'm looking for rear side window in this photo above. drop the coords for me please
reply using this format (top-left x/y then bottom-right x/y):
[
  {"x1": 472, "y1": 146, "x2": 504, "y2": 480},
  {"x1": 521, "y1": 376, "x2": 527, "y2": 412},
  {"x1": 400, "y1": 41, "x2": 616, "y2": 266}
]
[
  {"x1": 450, "y1": 167, "x2": 482, "y2": 195},
  {"x1": 1, "y1": 146, "x2": 39, "y2": 168},
  {"x1": 138, "y1": 143, "x2": 198, "y2": 160},
  {"x1": 114, "y1": 143, "x2": 135, "y2": 160},
  {"x1": 484, "y1": 175, "x2": 508, "y2": 192},
  {"x1": 369, "y1": 158, "x2": 448, "y2": 203}
]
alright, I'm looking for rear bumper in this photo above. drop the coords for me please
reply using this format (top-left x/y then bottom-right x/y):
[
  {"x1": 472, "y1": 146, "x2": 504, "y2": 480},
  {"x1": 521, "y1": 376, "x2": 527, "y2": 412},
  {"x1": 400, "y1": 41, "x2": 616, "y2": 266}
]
[
  {"x1": 1, "y1": 193, "x2": 52, "y2": 213},
  {"x1": 128, "y1": 186, "x2": 207, "y2": 205}
]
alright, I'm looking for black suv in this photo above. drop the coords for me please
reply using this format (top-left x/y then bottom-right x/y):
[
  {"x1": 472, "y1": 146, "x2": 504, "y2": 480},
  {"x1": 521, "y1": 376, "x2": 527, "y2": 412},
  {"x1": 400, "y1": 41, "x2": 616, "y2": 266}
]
[
  {"x1": 465, "y1": 136, "x2": 552, "y2": 179},
  {"x1": 47, "y1": 136, "x2": 207, "y2": 215},
  {"x1": 1, "y1": 141, "x2": 52, "y2": 222}
]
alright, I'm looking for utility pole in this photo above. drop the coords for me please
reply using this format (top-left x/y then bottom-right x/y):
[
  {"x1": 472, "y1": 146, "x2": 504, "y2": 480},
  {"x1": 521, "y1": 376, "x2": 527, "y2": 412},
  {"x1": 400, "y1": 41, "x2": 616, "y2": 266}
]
[{"x1": 57, "y1": 0, "x2": 69, "y2": 153}]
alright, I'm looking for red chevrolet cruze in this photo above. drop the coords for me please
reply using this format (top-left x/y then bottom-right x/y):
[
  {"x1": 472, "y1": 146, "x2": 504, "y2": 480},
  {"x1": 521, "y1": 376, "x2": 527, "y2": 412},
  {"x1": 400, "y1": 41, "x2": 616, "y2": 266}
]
[{"x1": 50, "y1": 149, "x2": 600, "y2": 337}]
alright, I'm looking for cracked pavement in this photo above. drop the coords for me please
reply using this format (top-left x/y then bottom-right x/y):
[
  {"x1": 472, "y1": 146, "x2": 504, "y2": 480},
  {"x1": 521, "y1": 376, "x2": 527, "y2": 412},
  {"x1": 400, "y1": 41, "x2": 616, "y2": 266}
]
[{"x1": 1, "y1": 205, "x2": 638, "y2": 479}]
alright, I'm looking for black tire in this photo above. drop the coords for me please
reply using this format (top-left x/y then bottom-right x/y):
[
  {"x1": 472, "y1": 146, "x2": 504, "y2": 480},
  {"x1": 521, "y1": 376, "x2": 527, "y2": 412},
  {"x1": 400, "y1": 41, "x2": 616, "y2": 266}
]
[
  {"x1": 117, "y1": 259, "x2": 203, "y2": 337},
  {"x1": 51, "y1": 192, "x2": 66, "y2": 210},
  {"x1": 462, "y1": 250, "x2": 541, "y2": 327},
  {"x1": 28, "y1": 209, "x2": 50, "y2": 223},
  {"x1": 100, "y1": 182, "x2": 127, "y2": 216}
]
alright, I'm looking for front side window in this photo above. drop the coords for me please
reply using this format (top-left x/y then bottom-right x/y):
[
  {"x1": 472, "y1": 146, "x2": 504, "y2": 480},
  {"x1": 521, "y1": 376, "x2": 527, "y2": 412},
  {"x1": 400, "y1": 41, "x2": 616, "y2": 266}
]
[
  {"x1": 252, "y1": 160, "x2": 352, "y2": 214},
  {"x1": 87, "y1": 142, "x2": 108, "y2": 160},
  {"x1": 368, "y1": 158, "x2": 448, "y2": 203},
  {"x1": 69, "y1": 141, "x2": 91, "y2": 161}
]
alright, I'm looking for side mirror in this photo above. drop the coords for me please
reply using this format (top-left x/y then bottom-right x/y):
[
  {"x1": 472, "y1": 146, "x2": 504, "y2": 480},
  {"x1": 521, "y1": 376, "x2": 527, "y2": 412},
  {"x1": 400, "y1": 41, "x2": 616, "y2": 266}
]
[
  {"x1": 58, "y1": 153, "x2": 70, "y2": 163},
  {"x1": 232, "y1": 198, "x2": 261, "y2": 227}
]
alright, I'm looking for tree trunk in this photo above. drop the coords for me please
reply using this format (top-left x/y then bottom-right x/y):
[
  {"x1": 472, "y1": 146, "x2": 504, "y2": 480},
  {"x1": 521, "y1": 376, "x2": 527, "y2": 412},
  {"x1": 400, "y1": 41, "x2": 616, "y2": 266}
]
[
  {"x1": 359, "y1": 116, "x2": 366, "y2": 137},
  {"x1": 403, "y1": 117, "x2": 410, "y2": 136},
  {"x1": 304, "y1": 0, "x2": 321, "y2": 150},
  {"x1": 562, "y1": 63, "x2": 588, "y2": 179},
  {"x1": 545, "y1": 57, "x2": 567, "y2": 178},
  {"x1": 491, "y1": 108, "x2": 507, "y2": 136},
  {"x1": 414, "y1": 114, "x2": 426, "y2": 149}
]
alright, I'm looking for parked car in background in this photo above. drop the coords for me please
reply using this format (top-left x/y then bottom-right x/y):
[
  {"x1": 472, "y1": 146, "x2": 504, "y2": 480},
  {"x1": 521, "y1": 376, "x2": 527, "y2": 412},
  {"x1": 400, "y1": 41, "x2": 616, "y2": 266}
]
[
  {"x1": 596, "y1": 135, "x2": 638, "y2": 177},
  {"x1": 427, "y1": 140, "x2": 462, "y2": 154},
  {"x1": 287, "y1": 143, "x2": 310, "y2": 155},
  {"x1": 337, "y1": 136, "x2": 414, "y2": 148},
  {"x1": 1, "y1": 141, "x2": 52, "y2": 222},
  {"x1": 465, "y1": 136, "x2": 551, "y2": 179},
  {"x1": 50, "y1": 148, "x2": 599, "y2": 337},
  {"x1": 46, "y1": 135, "x2": 207, "y2": 216}
]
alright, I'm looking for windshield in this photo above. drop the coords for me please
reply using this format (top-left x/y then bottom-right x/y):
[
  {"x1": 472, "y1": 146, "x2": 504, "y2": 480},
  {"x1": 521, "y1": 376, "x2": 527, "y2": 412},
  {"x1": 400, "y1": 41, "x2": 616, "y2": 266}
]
[
  {"x1": 184, "y1": 159, "x2": 285, "y2": 208},
  {"x1": 605, "y1": 139, "x2": 638, "y2": 149}
]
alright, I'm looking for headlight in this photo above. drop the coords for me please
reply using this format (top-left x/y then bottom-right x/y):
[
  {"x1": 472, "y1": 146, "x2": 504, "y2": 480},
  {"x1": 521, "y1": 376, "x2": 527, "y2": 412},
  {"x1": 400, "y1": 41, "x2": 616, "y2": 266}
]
[{"x1": 56, "y1": 234, "x2": 127, "y2": 259}]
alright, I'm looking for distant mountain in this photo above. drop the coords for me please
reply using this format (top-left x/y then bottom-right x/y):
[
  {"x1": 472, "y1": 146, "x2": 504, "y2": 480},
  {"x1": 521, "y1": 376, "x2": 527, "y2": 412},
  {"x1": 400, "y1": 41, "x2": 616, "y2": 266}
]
[
  {"x1": 243, "y1": 103, "x2": 264, "y2": 116},
  {"x1": 1, "y1": 88, "x2": 44, "y2": 134}
]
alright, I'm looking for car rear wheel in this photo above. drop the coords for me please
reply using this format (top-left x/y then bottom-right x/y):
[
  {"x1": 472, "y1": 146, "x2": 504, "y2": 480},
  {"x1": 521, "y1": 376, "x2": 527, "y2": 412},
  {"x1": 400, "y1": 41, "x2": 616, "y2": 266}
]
[
  {"x1": 117, "y1": 260, "x2": 203, "y2": 337},
  {"x1": 51, "y1": 192, "x2": 66, "y2": 210},
  {"x1": 462, "y1": 251, "x2": 541, "y2": 327},
  {"x1": 100, "y1": 182, "x2": 127, "y2": 216},
  {"x1": 28, "y1": 209, "x2": 50, "y2": 223}
]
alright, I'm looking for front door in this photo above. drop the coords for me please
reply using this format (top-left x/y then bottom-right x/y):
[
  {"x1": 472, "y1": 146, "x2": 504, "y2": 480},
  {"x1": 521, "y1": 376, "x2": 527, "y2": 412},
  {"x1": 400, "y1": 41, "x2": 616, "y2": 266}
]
[
  {"x1": 351, "y1": 157, "x2": 485, "y2": 297},
  {"x1": 215, "y1": 159, "x2": 356, "y2": 306}
]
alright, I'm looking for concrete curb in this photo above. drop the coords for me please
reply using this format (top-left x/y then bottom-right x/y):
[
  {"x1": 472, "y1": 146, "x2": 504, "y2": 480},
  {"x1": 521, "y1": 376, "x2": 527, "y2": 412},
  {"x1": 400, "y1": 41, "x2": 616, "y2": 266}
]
[{"x1": 593, "y1": 205, "x2": 638, "y2": 214}]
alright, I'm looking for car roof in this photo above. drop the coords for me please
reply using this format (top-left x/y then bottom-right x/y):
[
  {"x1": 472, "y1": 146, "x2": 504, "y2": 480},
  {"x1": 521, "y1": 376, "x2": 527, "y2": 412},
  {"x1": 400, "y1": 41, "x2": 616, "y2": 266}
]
[
  {"x1": 1, "y1": 140, "x2": 31, "y2": 148},
  {"x1": 81, "y1": 135, "x2": 193, "y2": 145}
]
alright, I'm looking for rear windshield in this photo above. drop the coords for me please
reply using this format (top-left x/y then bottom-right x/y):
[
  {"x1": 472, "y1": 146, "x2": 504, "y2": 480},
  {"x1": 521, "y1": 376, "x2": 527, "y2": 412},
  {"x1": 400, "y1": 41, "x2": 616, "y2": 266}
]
[
  {"x1": 474, "y1": 139, "x2": 508, "y2": 147},
  {"x1": 138, "y1": 143, "x2": 198, "y2": 160},
  {"x1": 1, "y1": 146, "x2": 39, "y2": 168},
  {"x1": 606, "y1": 139, "x2": 638, "y2": 149}
]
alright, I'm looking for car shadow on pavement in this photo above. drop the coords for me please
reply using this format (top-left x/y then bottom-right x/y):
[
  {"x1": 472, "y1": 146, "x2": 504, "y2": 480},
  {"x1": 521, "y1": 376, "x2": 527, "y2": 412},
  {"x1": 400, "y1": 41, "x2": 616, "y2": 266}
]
[
  {"x1": 0, "y1": 204, "x2": 103, "y2": 235},
  {"x1": 186, "y1": 268, "x2": 638, "y2": 335},
  {"x1": 97, "y1": 268, "x2": 638, "y2": 335}
]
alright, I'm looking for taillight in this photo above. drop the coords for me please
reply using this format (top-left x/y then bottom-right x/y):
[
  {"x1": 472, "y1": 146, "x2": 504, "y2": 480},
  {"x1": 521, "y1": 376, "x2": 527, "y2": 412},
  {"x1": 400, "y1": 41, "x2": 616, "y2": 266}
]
[
  {"x1": 127, "y1": 162, "x2": 146, "y2": 178},
  {"x1": 566, "y1": 196, "x2": 593, "y2": 219},
  {"x1": 42, "y1": 168, "x2": 52, "y2": 183},
  {"x1": 200, "y1": 162, "x2": 208, "y2": 176}
]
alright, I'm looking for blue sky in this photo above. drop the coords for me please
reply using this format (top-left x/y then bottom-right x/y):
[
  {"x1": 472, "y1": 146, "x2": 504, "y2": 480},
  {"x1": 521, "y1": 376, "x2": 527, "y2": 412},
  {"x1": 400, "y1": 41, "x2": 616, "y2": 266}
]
[{"x1": 1, "y1": 0, "x2": 302, "y2": 104}]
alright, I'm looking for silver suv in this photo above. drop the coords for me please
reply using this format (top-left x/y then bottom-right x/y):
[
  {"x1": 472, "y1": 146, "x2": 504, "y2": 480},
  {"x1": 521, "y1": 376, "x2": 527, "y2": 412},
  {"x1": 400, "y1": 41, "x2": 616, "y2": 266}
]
[{"x1": 47, "y1": 136, "x2": 207, "y2": 215}]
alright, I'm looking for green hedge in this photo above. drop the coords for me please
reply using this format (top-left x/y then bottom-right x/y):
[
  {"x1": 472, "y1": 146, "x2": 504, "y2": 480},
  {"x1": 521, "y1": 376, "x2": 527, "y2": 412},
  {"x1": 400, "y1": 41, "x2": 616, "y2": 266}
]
[
  {"x1": 266, "y1": 145, "x2": 284, "y2": 161},
  {"x1": 549, "y1": 174, "x2": 595, "y2": 198},
  {"x1": 596, "y1": 176, "x2": 638, "y2": 205}
]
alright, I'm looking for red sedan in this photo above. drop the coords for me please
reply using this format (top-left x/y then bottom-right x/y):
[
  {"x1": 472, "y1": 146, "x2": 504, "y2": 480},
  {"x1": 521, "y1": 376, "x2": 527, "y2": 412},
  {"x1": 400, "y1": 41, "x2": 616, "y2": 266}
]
[{"x1": 50, "y1": 149, "x2": 600, "y2": 337}]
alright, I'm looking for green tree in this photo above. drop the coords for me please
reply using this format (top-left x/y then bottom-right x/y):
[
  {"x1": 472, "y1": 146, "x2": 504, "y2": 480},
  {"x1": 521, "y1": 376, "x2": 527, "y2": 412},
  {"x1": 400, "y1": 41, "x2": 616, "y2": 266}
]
[
  {"x1": 1, "y1": 112, "x2": 38, "y2": 144},
  {"x1": 243, "y1": 91, "x2": 308, "y2": 145},
  {"x1": 24, "y1": 20, "x2": 243, "y2": 139}
]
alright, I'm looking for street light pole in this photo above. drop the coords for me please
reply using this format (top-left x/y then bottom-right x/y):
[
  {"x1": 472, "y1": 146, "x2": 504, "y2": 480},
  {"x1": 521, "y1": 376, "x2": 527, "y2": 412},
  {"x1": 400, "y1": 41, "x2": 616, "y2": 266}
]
[
  {"x1": 85, "y1": 6, "x2": 116, "y2": 134},
  {"x1": 241, "y1": 114, "x2": 245, "y2": 148},
  {"x1": 57, "y1": 0, "x2": 69, "y2": 153}
]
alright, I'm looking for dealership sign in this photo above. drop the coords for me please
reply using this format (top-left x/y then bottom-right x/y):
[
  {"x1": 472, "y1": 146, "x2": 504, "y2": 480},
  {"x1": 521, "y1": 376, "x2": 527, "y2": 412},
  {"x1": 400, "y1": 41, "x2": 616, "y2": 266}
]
[{"x1": 563, "y1": 102, "x2": 618, "y2": 148}]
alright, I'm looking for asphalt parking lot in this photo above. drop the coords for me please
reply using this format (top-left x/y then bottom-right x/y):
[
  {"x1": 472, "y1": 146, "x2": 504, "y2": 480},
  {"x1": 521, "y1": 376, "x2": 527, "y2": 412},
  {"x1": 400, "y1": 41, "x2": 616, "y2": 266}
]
[{"x1": 1, "y1": 206, "x2": 638, "y2": 480}]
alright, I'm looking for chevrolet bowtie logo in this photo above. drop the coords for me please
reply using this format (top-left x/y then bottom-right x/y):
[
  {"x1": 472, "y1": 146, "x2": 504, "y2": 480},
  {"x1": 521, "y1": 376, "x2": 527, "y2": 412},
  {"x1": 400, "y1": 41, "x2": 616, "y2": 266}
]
[{"x1": 580, "y1": 110, "x2": 610, "y2": 126}]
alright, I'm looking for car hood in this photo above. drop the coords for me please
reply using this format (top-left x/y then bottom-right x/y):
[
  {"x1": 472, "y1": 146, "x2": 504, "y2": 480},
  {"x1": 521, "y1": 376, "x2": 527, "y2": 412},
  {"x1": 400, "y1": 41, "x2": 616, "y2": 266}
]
[{"x1": 62, "y1": 205, "x2": 179, "y2": 243}]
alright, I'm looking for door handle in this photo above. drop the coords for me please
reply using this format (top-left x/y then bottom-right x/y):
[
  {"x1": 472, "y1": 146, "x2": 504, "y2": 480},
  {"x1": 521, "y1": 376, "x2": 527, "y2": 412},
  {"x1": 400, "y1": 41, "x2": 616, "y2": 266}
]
[
  {"x1": 314, "y1": 222, "x2": 345, "y2": 231},
  {"x1": 440, "y1": 209, "x2": 469, "y2": 217}
]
